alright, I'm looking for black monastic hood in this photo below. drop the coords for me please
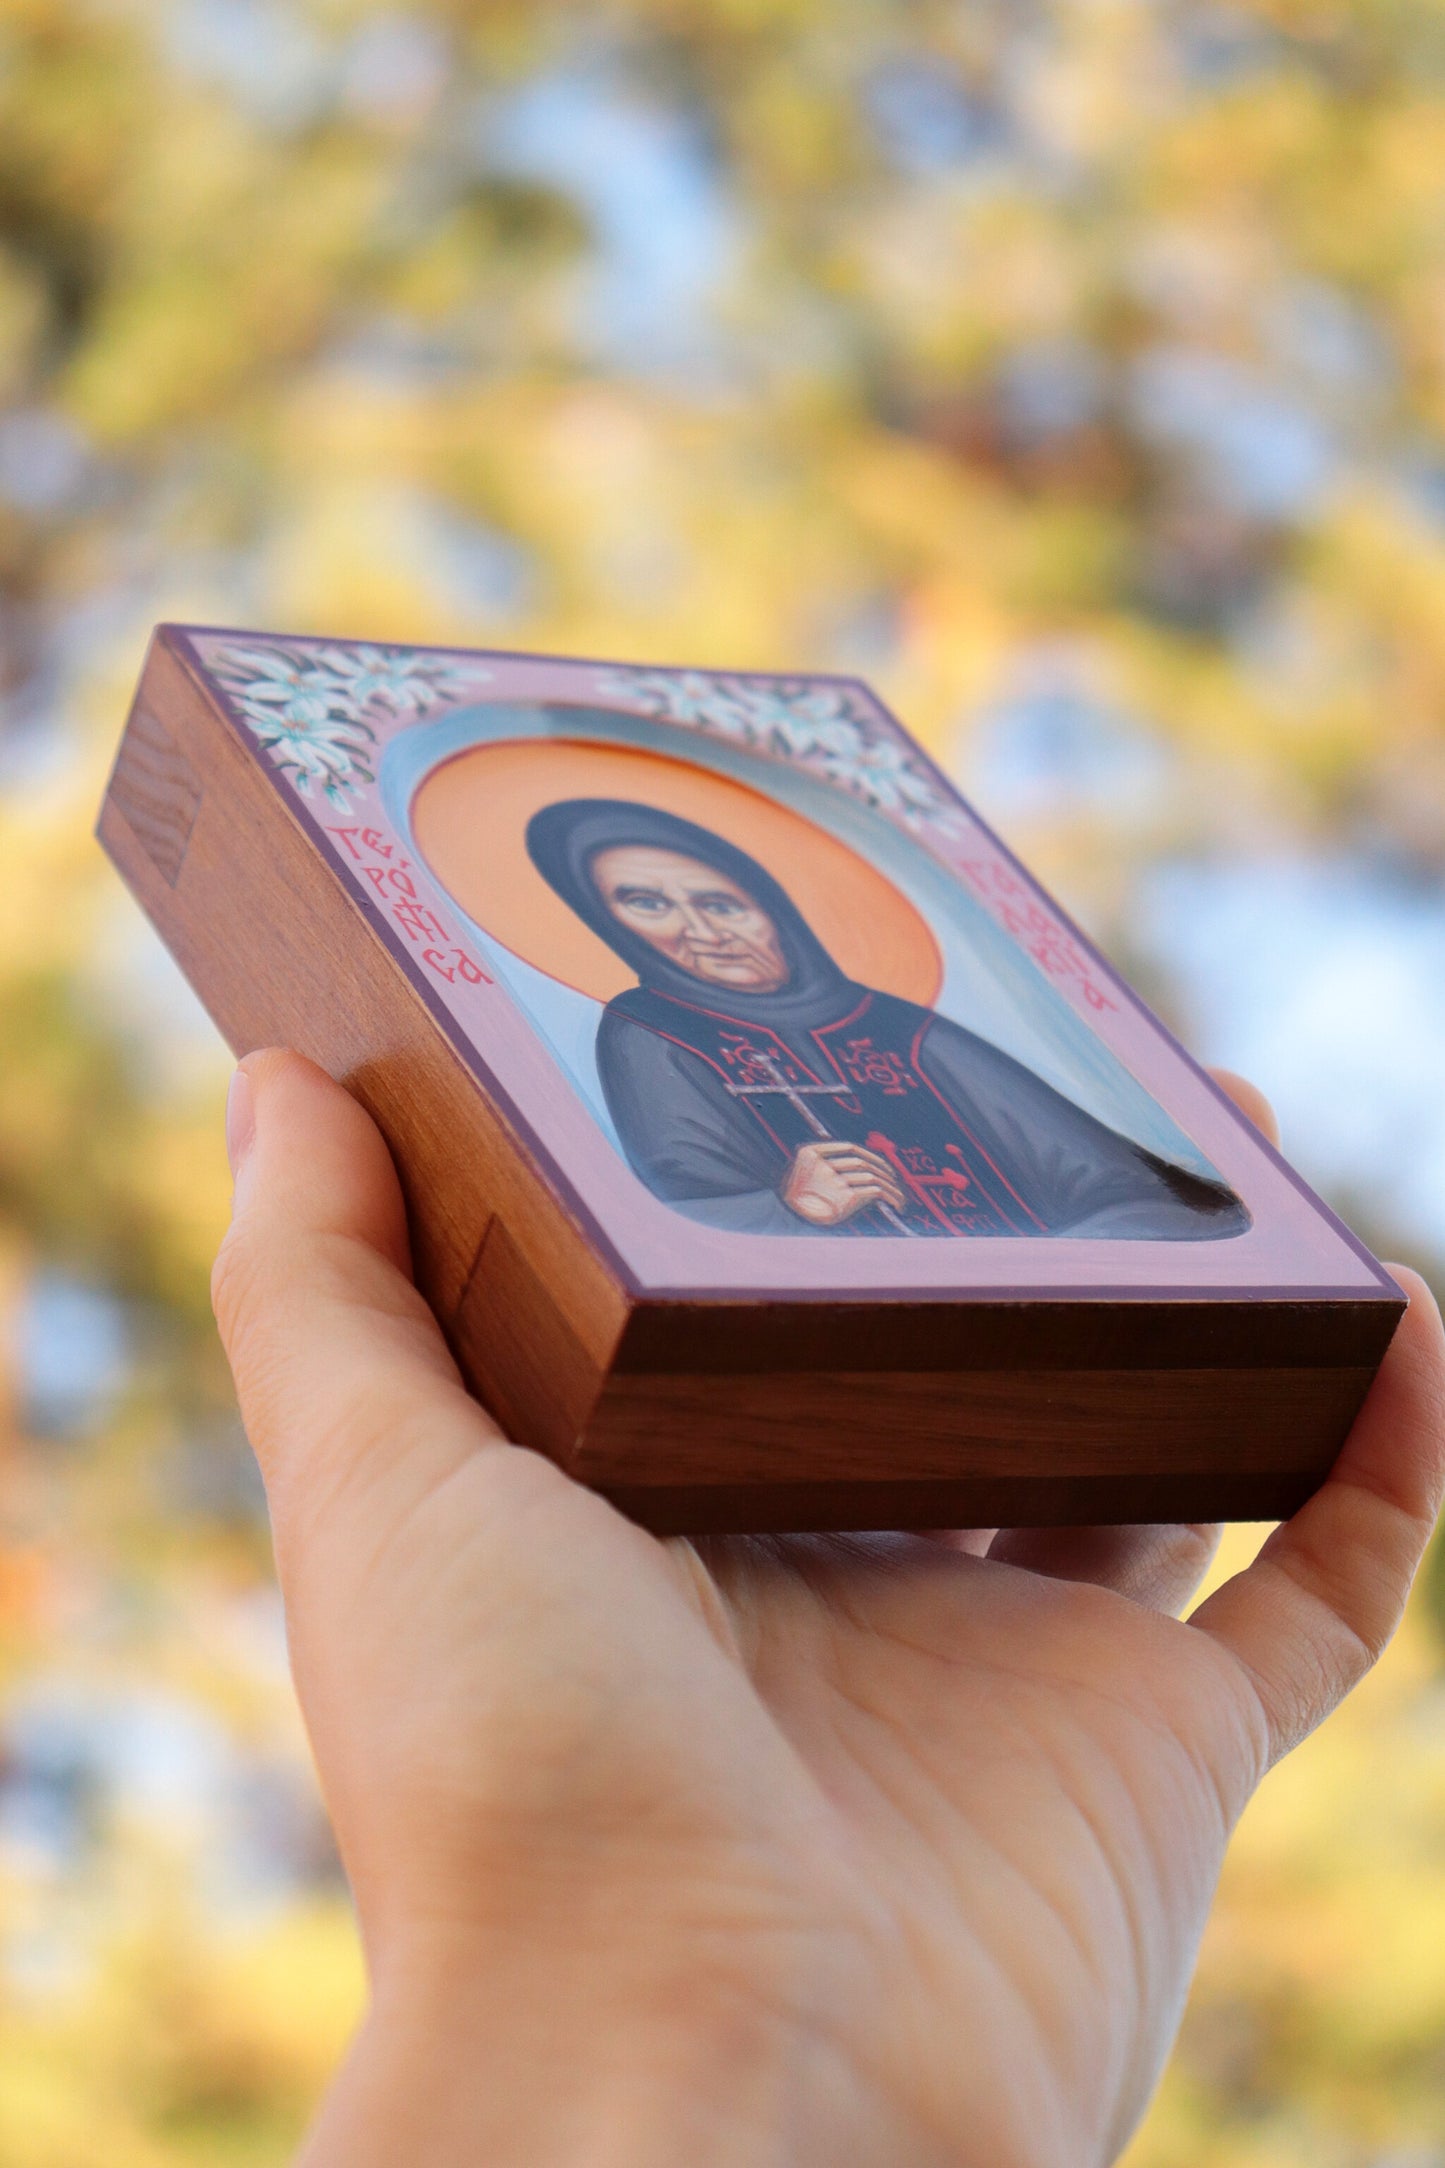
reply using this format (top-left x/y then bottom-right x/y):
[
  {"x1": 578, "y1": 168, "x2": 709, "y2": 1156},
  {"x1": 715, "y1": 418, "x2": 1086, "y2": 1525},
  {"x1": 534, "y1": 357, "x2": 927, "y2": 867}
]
[{"x1": 524, "y1": 797, "x2": 866, "y2": 1027}]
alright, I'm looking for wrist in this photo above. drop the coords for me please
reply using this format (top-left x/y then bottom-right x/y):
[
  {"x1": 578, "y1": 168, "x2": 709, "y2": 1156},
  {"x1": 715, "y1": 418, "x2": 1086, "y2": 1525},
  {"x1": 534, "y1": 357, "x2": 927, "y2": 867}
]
[
  {"x1": 301, "y1": 1927, "x2": 818, "y2": 2168},
  {"x1": 302, "y1": 1895, "x2": 1083, "y2": 2168}
]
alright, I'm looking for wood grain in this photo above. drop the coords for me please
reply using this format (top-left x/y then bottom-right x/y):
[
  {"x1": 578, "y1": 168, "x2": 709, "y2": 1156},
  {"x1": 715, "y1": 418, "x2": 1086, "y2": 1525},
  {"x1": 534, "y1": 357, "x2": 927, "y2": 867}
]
[
  {"x1": 105, "y1": 702, "x2": 202, "y2": 888},
  {"x1": 451, "y1": 1216, "x2": 605, "y2": 1457},
  {"x1": 582, "y1": 1363, "x2": 1375, "y2": 1484}
]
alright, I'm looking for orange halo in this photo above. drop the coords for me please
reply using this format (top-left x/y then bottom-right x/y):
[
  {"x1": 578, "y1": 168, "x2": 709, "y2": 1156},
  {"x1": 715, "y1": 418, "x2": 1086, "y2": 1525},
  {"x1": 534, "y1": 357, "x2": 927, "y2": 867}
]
[{"x1": 410, "y1": 736, "x2": 943, "y2": 1008}]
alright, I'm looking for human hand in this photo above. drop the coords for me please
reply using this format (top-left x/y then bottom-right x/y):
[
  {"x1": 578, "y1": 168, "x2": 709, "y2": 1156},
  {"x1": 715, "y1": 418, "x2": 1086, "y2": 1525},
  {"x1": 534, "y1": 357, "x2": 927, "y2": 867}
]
[
  {"x1": 780, "y1": 1138, "x2": 908, "y2": 1224},
  {"x1": 213, "y1": 1051, "x2": 1445, "y2": 2168}
]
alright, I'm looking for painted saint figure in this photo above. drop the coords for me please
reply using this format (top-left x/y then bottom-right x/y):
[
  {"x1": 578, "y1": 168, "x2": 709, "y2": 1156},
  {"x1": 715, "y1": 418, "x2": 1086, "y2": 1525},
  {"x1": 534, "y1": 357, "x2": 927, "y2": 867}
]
[{"x1": 525, "y1": 799, "x2": 1248, "y2": 1240}]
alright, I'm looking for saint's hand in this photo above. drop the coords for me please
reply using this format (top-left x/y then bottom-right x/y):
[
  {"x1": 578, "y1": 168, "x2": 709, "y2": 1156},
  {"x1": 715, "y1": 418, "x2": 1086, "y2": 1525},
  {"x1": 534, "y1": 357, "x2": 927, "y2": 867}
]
[
  {"x1": 780, "y1": 1137, "x2": 908, "y2": 1225},
  {"x1": 213, "y1": 1051, "x2": 1445, "y2": 2168}
]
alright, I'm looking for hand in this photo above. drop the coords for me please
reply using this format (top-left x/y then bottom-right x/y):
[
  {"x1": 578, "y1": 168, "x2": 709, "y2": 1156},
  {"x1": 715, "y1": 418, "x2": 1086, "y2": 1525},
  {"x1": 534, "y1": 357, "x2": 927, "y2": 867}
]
[
  {"x1": 781, "y1": 1138, "x2": 908, "y2": 1224},
  {"x1": 213, "y1": 1051, "x2": 1445, "y2": 2168}
]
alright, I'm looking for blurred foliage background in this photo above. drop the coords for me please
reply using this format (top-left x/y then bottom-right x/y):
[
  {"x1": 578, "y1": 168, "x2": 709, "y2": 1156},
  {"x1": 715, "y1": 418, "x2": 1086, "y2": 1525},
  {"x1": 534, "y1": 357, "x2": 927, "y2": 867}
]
[{"x1": 1, "y1": 0, "x2": 1444, "y2": 2159}]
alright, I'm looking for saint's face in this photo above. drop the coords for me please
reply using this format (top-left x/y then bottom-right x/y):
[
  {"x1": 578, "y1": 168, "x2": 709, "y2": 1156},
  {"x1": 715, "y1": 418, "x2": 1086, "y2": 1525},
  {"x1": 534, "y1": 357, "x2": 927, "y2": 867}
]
[{"x1": 592, "y1": 844, "x2": 789, "y2": 993}]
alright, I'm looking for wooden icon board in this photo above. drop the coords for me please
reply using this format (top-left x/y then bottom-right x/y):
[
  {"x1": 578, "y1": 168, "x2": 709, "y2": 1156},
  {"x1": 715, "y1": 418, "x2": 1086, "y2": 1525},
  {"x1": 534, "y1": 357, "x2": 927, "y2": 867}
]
[{"x1": 98, "y1": 626, "x2": 1404, "y2": 1533}]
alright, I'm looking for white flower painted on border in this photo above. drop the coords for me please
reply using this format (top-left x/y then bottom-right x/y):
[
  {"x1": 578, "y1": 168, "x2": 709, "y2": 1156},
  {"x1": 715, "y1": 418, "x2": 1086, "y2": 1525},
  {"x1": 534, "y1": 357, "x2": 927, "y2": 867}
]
[
  {"x1": 256, "y1": 712, "x2": 374, "y2": 806},
  {"x1": 212, "y1": 639, "x2": 489, "y2": 810},
  {"x1": 312, "y1": 643, "x2": 483, "y2": 715},
  {"x1": 596, "y1": 666, "x2": 956, "y2": 830}
]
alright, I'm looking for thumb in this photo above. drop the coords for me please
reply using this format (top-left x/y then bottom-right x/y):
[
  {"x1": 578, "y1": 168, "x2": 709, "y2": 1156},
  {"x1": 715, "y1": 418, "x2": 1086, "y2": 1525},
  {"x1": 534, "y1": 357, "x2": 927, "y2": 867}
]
[{"x1": 211, "y1": 1048, "x2": 506, "y2": 1564}]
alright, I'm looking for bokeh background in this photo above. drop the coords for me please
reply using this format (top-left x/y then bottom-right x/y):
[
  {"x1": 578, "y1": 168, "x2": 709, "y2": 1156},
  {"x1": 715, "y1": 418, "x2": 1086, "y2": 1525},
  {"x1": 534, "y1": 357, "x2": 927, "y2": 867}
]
[{"x1": 2, "y1": 1, "x2": 1445, "y2": 2160}]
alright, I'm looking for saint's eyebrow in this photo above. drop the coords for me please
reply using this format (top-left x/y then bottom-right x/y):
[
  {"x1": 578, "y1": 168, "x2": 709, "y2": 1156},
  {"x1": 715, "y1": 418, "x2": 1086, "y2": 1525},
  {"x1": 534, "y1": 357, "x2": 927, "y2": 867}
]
[{"x1": 610, "y1": 882, "x2": 749, "y2": 908}]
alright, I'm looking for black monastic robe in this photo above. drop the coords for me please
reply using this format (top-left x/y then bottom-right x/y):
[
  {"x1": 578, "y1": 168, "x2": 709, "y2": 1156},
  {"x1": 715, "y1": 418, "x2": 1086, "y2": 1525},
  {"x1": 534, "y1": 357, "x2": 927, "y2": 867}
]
[
  {"x1": 598, "y1": 984, "x2": 1247, "y2": 1239},
  {"x1": 526, "y1": 794, "x2": 1248, "y2": 1242}
]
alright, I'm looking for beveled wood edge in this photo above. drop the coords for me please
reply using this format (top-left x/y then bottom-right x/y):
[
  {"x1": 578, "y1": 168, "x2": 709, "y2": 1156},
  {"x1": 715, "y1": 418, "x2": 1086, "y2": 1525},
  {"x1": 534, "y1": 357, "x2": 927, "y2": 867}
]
[{"x1": 612, "y1": 1291, "x2": 1406, "y2": 1375}]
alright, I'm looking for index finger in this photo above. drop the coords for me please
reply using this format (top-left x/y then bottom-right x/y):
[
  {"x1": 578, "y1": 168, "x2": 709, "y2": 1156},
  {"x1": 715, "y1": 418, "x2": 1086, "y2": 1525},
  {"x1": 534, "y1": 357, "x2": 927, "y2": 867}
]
[{"x1": 845, "y1": 1144, "x2": 905, "y2": 1181}]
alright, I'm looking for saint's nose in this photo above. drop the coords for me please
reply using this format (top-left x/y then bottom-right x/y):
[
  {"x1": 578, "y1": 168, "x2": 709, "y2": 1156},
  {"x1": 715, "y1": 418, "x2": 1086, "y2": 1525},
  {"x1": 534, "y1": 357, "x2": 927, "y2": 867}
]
[{"x1": 676, "y1": 896, "x2": 723, "y2": 941}]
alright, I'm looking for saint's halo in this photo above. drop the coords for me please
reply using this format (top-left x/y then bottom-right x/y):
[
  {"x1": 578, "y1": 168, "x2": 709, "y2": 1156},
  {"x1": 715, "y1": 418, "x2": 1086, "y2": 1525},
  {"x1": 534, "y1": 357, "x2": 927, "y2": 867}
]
[{"x1": 410, "y1": 735, "x2": 943, "y2": 1007}]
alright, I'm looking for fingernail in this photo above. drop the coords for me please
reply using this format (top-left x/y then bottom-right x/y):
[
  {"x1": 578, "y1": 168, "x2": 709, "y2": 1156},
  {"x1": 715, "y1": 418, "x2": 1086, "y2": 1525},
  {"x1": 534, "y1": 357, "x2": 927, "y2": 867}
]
[{"x1": 225, "y1": 1066, "x2": 256, "y2": 1179}]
